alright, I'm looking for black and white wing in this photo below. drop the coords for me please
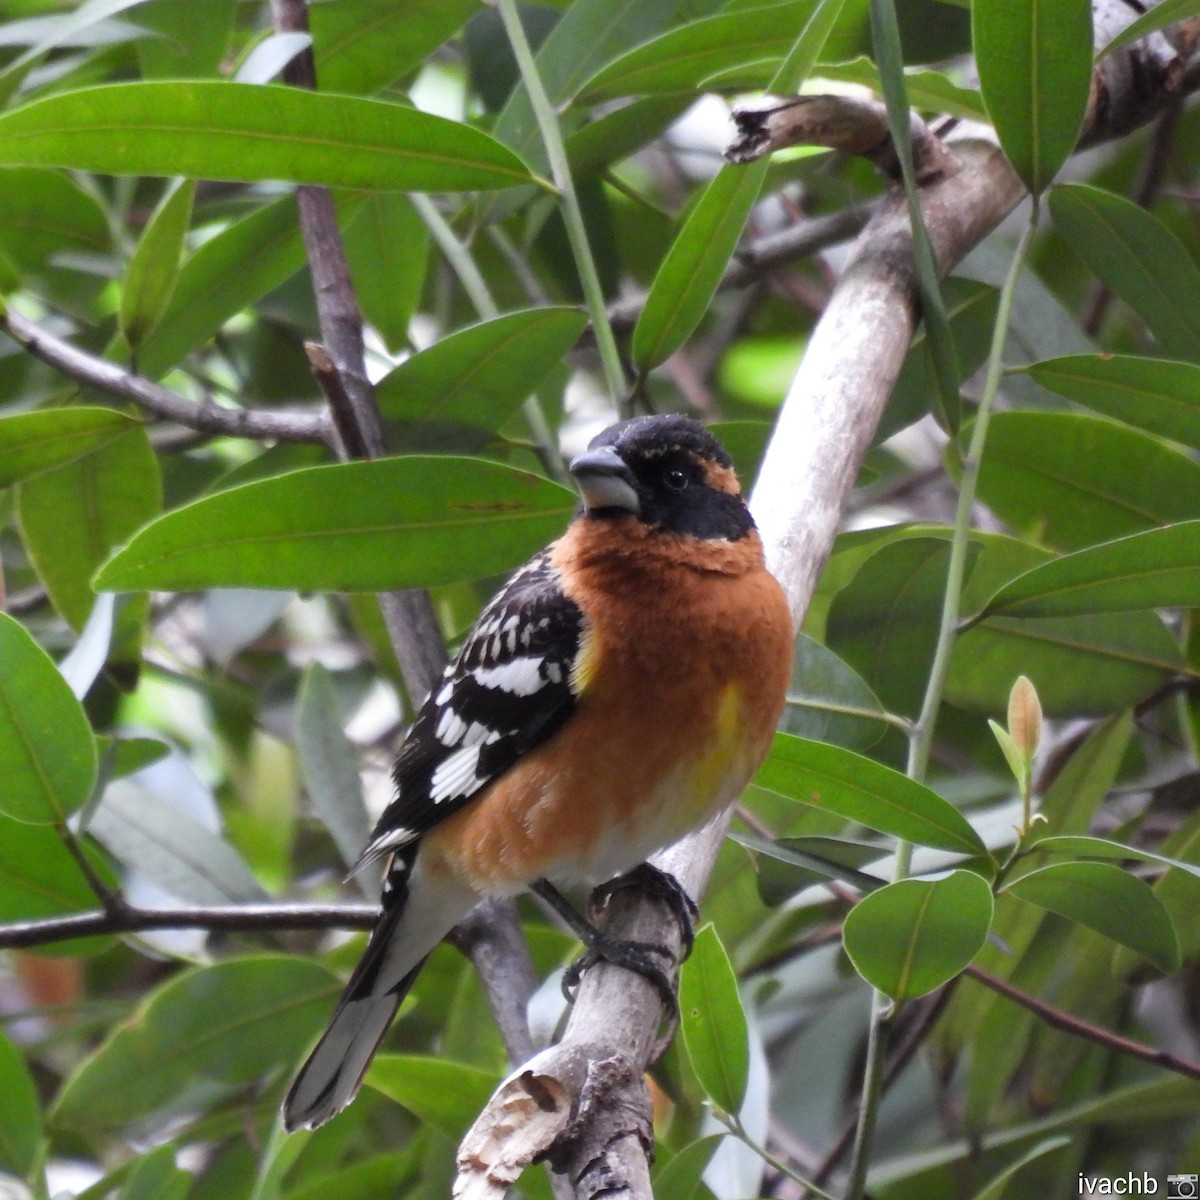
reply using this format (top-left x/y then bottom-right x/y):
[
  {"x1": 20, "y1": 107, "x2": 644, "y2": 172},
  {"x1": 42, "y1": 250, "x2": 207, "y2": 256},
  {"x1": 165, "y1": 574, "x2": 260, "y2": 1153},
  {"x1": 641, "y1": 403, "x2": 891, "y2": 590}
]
[{"x1": 357, "y1": 549, "x2": 585, "y2": 866}]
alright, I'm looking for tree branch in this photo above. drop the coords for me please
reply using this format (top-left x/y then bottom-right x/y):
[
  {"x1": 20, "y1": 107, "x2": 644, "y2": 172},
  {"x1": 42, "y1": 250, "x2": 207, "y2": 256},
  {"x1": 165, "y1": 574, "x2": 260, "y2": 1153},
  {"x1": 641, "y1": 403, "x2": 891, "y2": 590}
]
[
  {"x1": 1, "y1": 308, "x2": 333, "y2": 445},
  {"x1": 964, "y1": 965, "x2": 1200, "y2": 1082},
  {"x1": 0, "y1": 902, "x2": 377, "y2": 950}
]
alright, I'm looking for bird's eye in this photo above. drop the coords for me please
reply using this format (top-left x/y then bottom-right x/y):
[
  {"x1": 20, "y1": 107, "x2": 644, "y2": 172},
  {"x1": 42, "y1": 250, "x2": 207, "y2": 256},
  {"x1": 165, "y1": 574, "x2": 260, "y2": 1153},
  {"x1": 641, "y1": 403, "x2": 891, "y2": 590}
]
[{"x1": 663, "y1": 466, "x2": 689, "y2": 492}]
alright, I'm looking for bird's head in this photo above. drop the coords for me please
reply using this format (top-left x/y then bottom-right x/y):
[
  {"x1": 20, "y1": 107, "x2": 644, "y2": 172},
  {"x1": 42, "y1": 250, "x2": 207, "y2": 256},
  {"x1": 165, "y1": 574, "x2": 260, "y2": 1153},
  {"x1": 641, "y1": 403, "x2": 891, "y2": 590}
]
[{"x1": 568, "y1": 414, "x2": 754, "y2": 541}]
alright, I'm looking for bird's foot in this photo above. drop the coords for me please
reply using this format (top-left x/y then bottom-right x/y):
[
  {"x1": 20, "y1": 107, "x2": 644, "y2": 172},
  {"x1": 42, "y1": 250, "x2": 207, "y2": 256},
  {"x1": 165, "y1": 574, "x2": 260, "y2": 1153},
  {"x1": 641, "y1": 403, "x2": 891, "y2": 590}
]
[{"x1": 588, "y1": 863, "x2": 699, "y2": 962}]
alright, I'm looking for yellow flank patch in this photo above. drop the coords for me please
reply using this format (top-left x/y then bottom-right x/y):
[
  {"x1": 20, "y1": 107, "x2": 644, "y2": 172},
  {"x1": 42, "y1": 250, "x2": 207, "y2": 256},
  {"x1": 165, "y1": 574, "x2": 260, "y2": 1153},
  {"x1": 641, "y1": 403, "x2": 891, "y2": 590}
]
[
  {"x1": 688, "y1": 684, "x2": 746, "y2": 804},
  {"x1": 569, "y1": 620, "x2": 601, "y2": 697}
]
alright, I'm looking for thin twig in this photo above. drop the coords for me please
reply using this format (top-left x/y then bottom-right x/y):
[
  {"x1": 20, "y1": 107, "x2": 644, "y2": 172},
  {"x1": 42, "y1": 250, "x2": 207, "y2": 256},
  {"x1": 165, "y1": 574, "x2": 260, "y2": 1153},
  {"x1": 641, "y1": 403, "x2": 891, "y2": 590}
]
[
  {"x1": 0, "y1": 902, "x2": 378, "y2": 950},
  {"x1": 2, "y1": 309, "x2": 332, "y2": 445},
  {"x1": 964, "y1": 965, "x2": 1200, "y2": 1081}
]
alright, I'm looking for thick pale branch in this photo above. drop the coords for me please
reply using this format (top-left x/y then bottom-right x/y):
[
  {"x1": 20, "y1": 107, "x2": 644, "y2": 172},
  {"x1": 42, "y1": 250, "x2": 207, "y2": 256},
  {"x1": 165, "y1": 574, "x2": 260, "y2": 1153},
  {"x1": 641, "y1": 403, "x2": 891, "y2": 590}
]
[{"x1": 1, "y1": 309, "x2": 333, "y2": 445}]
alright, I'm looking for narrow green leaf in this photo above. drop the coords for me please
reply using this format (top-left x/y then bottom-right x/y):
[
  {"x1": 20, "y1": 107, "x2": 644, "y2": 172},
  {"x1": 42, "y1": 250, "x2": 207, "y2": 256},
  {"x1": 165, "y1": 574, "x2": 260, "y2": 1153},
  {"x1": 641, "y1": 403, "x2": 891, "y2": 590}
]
[
  {"x1": 312, "y1": 0, "x2": 481, "y2": 96},
  {"x1": 375, "y1": 308, "x2": 587, "y2": 445},
  {"x1": 565, "y1": 94, "x2": 693, "y2": 175},
  {"x1": 1024, "y1": 353, "x2": 1200, "y2": 449},
  {"x1": 295, "y1": 663, "x2": 371, "y2": 874},
  {"x1": 365, "y1": 1055, "x2": 499, "y2": 1141},
  {"x1": 0, "y1": 81, "x2": 535, "y2": 191},
  {"x1": 729, "y1": 830, "x2": 887, "y2": 896},
  {"x1": 754, "y1": 733, "x2": 987, "y2": 856},
  {"x1": 843, "y1": 870, "x2": 993, "y2": 1000},
  {"x1": 632, "y1": 160, "x2": 768, "y2": 372},
  {"x1": 0, "y1": 0, "x2": 157, "y2": 84},
  {"x1": 968, "y1": 1136, "x2": 1072, "y2": 1200},
  {"x1": 95, "y1": 458, "x2": 576, "y2": 594},
  {"x1": 1029, "y1": 834, "x2": 1200, "y2": 884},
  {"x1": 136, "y1": 194, "x2": 308, "y2": 379},
  {"x1": 871, "y1": 0, "x2": 959, "y2": 429},
  {"x1": 653, "y1": 1135, "x2": 722, "y2": 1200},
  {"x1": 1050, "y1": 184, "x2": 1200, "y2": 362},
  {"x1": 89, "y1": 780, "x2": 269, "y2": 906},
  {"x1": 0, "y1": 1030, "x2": 41, "y2": 1179},
  {"x1": 981, "y1": 522, "x2": 1200, "y2": 618},
  {"x1": 679, "y1": 924, "x2": 749, "y2": 1114},
  {"x1": 17, "y1": 426, "x2": 160, "y2": 632},
  {"x1": 0, "y1": 614, "x2": 97, "y2": 824},
  {"x1": 578, "y1": 0, "x2": 869, "y2": 101},
  {"x1": 53, "y1": 956, "x2": 340, "y2": 1131},
  {"x1": 1006, "y1": 861, "x2": 1180, "y2": 972},
  {"x1": 119, "y1": 177, "x2": 195, "y2": 350},
  {"x1": 134, "y1": 0, "x2": 238, "y2": 79},
  {"x1": 1100, "y1": 0, "x2": 1200, "y2": 56},
  {"x1": 632, "y1": 0, "x2": 846, "y2": 372},
  {"x1": 0, "y1": 167, "x2": 109, "y2": 270},
  {"x1": 974, "y1": 410, "x2": 1200, "y2": 551},
  {"x1": 119, "y1": 1146, "x2": 190, "y2": 1200},
  {"x1": 974, "y1": 0, "x2": 1093, "y2": 192},
  {"x1": 0, "y1": 407, "x2": 140, "y2": 487},
  {"x1": 988, "y1": 721, "x2": 1028, "y2": 791},
  {"x1": 341, "y1": 193, "x2": 427, "y2": 353}
]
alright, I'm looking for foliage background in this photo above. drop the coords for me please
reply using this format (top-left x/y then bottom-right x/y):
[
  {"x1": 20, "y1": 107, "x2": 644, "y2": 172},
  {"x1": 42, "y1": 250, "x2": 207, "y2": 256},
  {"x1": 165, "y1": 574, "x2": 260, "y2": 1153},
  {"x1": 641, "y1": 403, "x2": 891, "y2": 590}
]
[{"x1": 0, "y1": 0, "x2": 1199, "y2": 1197}]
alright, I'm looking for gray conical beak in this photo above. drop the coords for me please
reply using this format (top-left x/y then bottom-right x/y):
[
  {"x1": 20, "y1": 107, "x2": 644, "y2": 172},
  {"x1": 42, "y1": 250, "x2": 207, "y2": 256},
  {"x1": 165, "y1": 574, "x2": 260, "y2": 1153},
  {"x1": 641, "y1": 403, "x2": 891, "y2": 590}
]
[{"x1": 569, "y1": 445, "x2": 640, "y2": 514}]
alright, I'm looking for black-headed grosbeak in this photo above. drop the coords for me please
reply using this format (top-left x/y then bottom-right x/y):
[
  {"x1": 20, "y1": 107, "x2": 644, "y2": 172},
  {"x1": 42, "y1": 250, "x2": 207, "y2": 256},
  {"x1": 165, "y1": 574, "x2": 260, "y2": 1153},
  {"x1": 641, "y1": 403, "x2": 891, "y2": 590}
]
[{"x1": 283, "y1": 413, "x2": 793, "y2": 1131}]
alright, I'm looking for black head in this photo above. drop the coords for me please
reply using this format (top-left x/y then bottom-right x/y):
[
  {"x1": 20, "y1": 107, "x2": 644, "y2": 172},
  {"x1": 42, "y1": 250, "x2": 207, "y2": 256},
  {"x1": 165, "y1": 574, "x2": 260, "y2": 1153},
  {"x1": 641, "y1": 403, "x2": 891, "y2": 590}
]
[{"x1": 568, "y1": 415, "x2": 753, "y2": 541}]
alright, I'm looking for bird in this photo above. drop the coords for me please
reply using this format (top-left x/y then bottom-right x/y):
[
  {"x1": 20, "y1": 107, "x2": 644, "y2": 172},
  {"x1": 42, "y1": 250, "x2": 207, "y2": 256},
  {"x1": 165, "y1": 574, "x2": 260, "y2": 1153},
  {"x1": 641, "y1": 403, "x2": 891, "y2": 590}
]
[{"x1": 283, "y1": 413, "x2": 794, "y2": 1131}]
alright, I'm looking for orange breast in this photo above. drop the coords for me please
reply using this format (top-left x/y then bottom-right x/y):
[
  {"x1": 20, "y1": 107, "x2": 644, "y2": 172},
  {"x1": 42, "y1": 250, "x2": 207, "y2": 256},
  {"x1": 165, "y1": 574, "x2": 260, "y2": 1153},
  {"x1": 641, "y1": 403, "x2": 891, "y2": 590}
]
[{"x1": 423, "y1": 522, "x2": 793, "y2": 894}]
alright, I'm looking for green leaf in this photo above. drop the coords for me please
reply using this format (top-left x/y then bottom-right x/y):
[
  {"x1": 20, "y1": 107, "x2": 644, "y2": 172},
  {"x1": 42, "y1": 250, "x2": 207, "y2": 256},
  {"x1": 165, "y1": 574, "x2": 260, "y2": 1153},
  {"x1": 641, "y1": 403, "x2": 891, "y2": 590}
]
[
  {"x1": 120, "y1": 1146, "x2": 191, "y2": 1200},
  {"x1": 826, "y1": 536, "x2": 974, "y2": 716},
  {"x1": 312, "y1": 0, "x2": 481, "y2": 96},
  {"x1": 1100, "y1": 0, "x2": 1200, "y2": 56},
  {"x1": 974, "y1": 411, "x2": 1200, "y2": 551},
  {"x1": 968, "y1": 1136, "x2": 1072, "y2": 1200},
  {"x1": 0, "y1": 1030, "x2": 41, "y2": 1179},
  {"x1": 95, "y1": 458, "x2": 576, "y2": 593},
  {"x1": 133, "y1": 0, "x2": 238, "y2": 79},
  {"x1": 0, "y1": 166, "x2": 109, "y2": 271},
  {"x1": 0, "y1": 819, "x2": 114, "y2": 935},
  {"x1": 973, "y1": 0, "x2": 1093, "y2": 192},
  {"x1": 295, "y1": 663, "x2": 371, "y2": 875},
  {"x1": 89, "y1": 780, "x2": 269, "y2": 906},
  {"x1": 843, "y1": 870, "x2": 993, "y2": 1000},
  {"x1": 948, "y1": 610, "x2": 1183, "y2": 716},
  {"x1": 754, "y1": 734, "x2": 987, "y2": 856},
  {"x1": 0, "y1": 81, "x2": 534, "y2": 191},
  {"x1": 53, "y1": 956, "x2": 340, "y2": 1131},
  {"x1": 490, "y1": 0, "x2": 674, "y2": 186},
  {"x1": 342, "y1": 193, "x2": 427, "y2": 353},
  {"x1": 980, "y1": 522, "x2": 1200, "y2": 618},
  {"x1": 1006, "y1": 861, "x2": 1180, "y2": 973},
  {"x1": 17, "y1": 426, "x2": 160, "y2": 636},
  {"x1": 679, "y1": 923, "x2": 749, "y2": 1113},
  {"x1": 780, "y1": 633, "x2": 888, "y2": 751},
  {"x1": 0, "y1": 613, "x2": 97, "y2": 824},
  {"x1": 1029, "y1": 834, "x2": 1200, "y2": 885},
  {"x1": 1050, "y1": 184, "x2": 1200, "y2": 362},
  {"x1": 0, "y1": 407, "x2": 141, "y2": 487},
  {"x1": 729, "y1": 830, "x2": 887, "y2": 899},
  {"x1": 1023, "y1": 353, "x2": 1200, "y2": 449},
  {"x1": 375, "y1": 308, "x2": 587, "y2": 445},
  {"x1": 653, "y1": 1135, "x2": 722, "y2": 1200},
  {"x1": 365, "y1": 1055, "x2": 499, "y2": 1141},
  {"x1": 119, "y1": 177, "x2": 195, "y2": 350},
  {"x1": 578, "y1": 0, "x2": 869, "y2": 101},
  {"x1": 136, "y1": 193, "x2": 309, "y2": 379},
  {"x1": 565, "y1": 94, "x2": 693, "y2": 175},
  {"x1": 633, "y1": 160, "x2": 768, "y2": 371}
]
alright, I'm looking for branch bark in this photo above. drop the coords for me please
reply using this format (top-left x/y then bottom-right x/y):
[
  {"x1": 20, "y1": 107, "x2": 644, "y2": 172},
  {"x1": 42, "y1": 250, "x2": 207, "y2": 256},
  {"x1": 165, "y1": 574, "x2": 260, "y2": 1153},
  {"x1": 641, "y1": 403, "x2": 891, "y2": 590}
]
[
  {"x1": 1, "y1": 309, "x2": 333, "y2": 445},
  {"x1": 455, "y1": 4, "x2": 1200, "y2": 1196}
]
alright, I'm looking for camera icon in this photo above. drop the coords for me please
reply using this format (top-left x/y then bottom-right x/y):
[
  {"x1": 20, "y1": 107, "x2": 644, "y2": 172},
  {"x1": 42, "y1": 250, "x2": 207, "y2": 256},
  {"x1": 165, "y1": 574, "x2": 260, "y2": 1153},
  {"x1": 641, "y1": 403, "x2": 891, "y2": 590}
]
[{"x1": 1168, "y1": 1176, "x2": 1199, "y2": 1199}]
